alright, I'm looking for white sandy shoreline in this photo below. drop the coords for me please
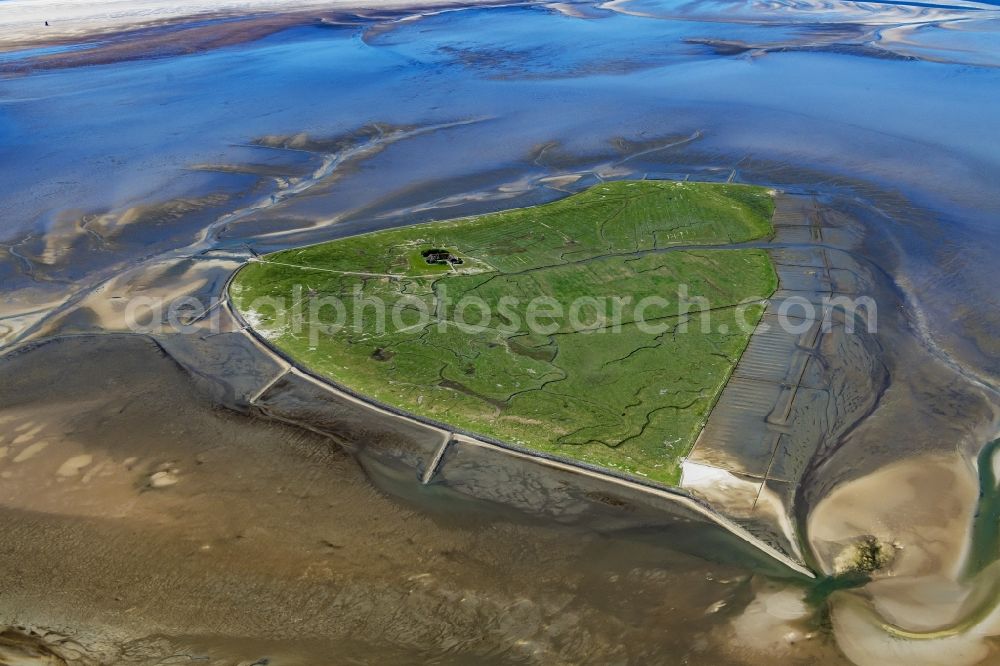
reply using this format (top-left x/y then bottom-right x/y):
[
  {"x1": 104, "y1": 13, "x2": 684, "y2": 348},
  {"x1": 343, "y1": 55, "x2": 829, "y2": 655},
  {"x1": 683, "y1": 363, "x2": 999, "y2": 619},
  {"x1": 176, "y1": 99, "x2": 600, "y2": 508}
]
[{"x1": 0, "y1": 0, "x2": 520, "y2": 49}]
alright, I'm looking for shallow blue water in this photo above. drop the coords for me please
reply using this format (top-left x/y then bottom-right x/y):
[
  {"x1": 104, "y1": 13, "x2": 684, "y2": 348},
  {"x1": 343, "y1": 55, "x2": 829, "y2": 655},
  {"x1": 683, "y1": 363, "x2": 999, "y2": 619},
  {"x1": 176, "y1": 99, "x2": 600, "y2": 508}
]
[
  {"x1": 1, "y1": 2, "x2": 997, "y2": 222},
  {"x1": 0, "y1": 0, "x2": 998, "y2": 371}
]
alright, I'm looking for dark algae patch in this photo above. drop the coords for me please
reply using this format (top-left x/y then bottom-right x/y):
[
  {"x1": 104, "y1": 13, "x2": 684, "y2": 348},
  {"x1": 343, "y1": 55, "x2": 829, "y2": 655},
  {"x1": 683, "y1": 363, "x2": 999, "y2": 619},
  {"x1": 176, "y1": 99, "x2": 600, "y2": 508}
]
[
  {"x1": 966, "y1": 437, "x2": 1000, "y2": 578},
  {"x1": 231, "y1": 181, "x2": 777, "y2": 485}
]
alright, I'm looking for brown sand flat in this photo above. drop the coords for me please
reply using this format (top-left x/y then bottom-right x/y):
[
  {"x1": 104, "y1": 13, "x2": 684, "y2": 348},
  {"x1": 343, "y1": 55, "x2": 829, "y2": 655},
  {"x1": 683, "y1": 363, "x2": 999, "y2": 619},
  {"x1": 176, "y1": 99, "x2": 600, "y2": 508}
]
[{"x1": 0, "y1": 334, "x2": 854, "y2": 664}]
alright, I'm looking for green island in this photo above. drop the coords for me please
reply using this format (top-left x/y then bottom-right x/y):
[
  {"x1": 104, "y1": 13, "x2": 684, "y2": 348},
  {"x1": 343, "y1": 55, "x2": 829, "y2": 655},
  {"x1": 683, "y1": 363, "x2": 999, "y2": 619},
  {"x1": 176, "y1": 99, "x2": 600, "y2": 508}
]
[{"x1": 230, "y1": 181, "x2": 777, "y2": 485}]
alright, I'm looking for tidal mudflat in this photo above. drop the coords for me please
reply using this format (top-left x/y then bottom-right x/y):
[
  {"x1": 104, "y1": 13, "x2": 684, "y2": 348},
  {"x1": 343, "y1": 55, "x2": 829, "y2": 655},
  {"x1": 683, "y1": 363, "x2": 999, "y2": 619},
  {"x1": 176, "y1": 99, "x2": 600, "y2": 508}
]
[{"x1": 1, "y1": 0, "x2": 999, "y2": 664}]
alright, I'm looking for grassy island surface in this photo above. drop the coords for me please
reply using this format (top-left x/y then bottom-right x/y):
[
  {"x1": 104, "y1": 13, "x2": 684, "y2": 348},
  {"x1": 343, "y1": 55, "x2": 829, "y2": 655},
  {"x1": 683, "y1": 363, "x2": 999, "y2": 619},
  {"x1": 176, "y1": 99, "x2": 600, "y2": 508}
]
[{"x1": 230, "y1": 181, "x2": 777, "y2": 485}]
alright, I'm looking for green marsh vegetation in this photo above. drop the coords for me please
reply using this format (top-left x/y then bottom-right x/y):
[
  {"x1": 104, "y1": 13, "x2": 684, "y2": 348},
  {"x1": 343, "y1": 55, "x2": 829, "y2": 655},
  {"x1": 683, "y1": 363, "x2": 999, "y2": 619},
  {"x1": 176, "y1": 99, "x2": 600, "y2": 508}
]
[{"x1": 231, "y1": 181, "x2": 777, "y2": 485}]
